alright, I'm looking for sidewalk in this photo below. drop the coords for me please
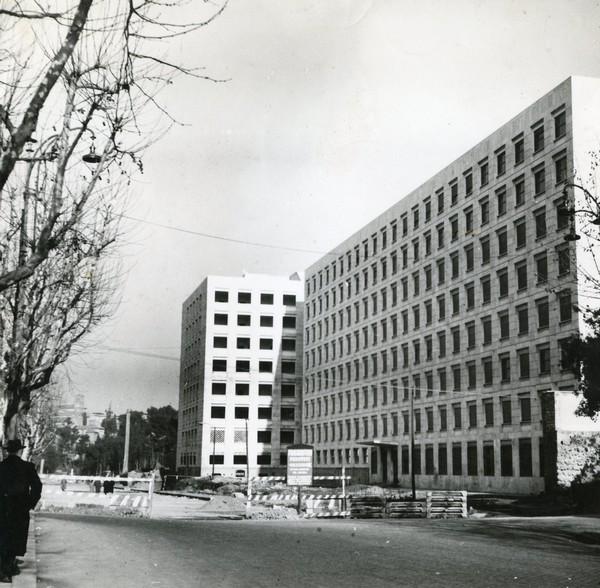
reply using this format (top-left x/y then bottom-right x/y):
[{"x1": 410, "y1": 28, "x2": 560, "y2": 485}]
[{"x1": 10, "y1": 516, "x2": 37, "y2": 588}]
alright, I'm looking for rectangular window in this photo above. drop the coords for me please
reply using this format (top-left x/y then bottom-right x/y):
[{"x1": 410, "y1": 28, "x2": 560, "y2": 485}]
[
  {"x1": 519, "y1": 438, "x2": 533, "y2": 477},
  {"x1": 555, "y1": 110, "x2": 566, "y2": 139},
  {"x1": 498, "y1": 269, "x2": 509, "y2": 298},
  {"x1": 534, "y1": 166, "x2": 546, "y2": 195},
  {"x1": 483, "y1": 357, "x2": 493, "y2": 386},
  {"x1": 555, "y1": 154, "x2": 568, "y2": 184},
  {"x1": 497, "y1": 227, "x2": 508, "y2": 257},
  {"x1": 559, "y1": 291, "x2": 572, "y2": 323},
  {"x1": 501, "y1": 442, "x2": 513, "y2": 476},
  {"x1": 497, "y1": 149, "x2": 506, "y2": 176},
  {"x1": 215, "y1": 290, "x2": 229, "y2": 303},
  {"x1": 497, "y1": 188, "x2": 507, "y2": 216},
  {"x1": 502, "y1": 398, "x2": 512, "y2": 425},
  {"x1": 483, "y1": 443, "x2": 495, "y2": 476},
  {"x1": 533, "y1": 123, "x2": 545, "y2": 152},
  {"x1": 536, "y1": 253, "x2": 548, "y2": 285},
  {"x1": 534, "y1": 208, "x2": 547, "y2": 239},
  {"x1": 467, "y1": 442, "x2": 478, "y2": 476},
  {"x1": 452, "y1": 443, "x2": 462, "y2": 476},
  {"x1": 515, "y1": 218, "x2": 527, "y2": 249},
  {"x1": 514, "y1": 136, "x2": 524, "y2": 165},
  {"x1": 514, "y1": 177, "x2": 525, "y2": 207},
  {"x1": 518, "y1": 349, "x2": 530, "y2": 379}
]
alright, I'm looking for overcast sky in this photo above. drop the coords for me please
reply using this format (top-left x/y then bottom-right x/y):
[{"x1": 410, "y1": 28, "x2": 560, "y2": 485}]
[{"x1": 63, "y1": 0, "x2": 600, "y2": 415}]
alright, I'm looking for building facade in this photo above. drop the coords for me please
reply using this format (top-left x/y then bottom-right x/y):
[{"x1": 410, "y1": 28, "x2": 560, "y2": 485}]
[
  {"x1": 303, "y1": 77, "x2": 600, "y2": 493},
  {"x1": 177, "y1": 273, "x2": 304, "y2": 477}
]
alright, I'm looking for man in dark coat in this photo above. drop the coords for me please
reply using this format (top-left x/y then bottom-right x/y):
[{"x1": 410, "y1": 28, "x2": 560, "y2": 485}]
[{"x1": 0, "y1": 439, "x2": 42, "y2": 582}]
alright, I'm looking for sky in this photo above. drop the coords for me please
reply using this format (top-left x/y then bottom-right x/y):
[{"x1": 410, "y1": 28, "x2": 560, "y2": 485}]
[{"x1": 63, "y1": 0, "x2": 600, "y2": 415}]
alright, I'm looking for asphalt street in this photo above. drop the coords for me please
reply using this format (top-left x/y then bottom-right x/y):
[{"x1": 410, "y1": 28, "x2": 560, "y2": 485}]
[{"x1": 34, "y1": 514, "x2": 600, "y2": 588}]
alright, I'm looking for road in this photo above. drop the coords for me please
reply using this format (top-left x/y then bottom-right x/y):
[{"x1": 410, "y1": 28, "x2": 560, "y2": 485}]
[{"x1": 35, "y1": 514, "x2": 600, "y2": 588}]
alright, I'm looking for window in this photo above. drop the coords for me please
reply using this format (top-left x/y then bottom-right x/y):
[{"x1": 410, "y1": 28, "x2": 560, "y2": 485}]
[
  {"x1": 282, "y1": 316, "x2": 296, "y2": 329},
  {"x1": 450, "y1": 215, "x2": 459, "y2": 241},
  {"x1": 464, "y1": 207, "x2": 474, "y2": 234},
  {"x1": 413, "y1": 206, "x2": 420, "y2": 230},
  {"x1": 467, "y1": 362, "x2": 476, "y2": 389},
  {"x1": 213, "y1": 359, "x2": 227, "y2": 372},
  {"x1": 283, "y1": 294, "x2": 296, "y2": 306},
  {"x1": 214, "y1": 313, "x2": 228, "y2": 325},
  {"x1": 497, "y1": 227, "x2": 508, "y2": 257},
  {"x1": 451, "y1": 289, "x2": 460, "y2": 315},
  {"x1": 259, "y1": 384, "x2": 273, "y2": 396},
  {"x1": 502, "y1": 398, "x2": 512, "y2": 425},
  {"x1": 453, "y1": 404, "x2": 462, "y2": 429},
  {"x1": 452, "y1": 326, "x2": 461, "y2": 353},
  {"x1": 261, "y1": 293, "x2": 274, "y2": 304},
  {"x1": 516, "y1": 261, "x2": 528, "y2": 291},
  {"x1": 514, "y1": 135, "x2": 524, "y2": 165},
  {"x1": 260, "y1": 315, "x2": 274, "y2": 327},
  {"x1": 211, "y1": 406, "x2": 226, "y2": 419},
  {"x1": 212, "y1": 382, "x2": 226, "y2": 395},
  {"x1": 514, "y1": 177, "x2": 525, "y2": 207},
  {"x1": 538, "y1": 345, "x2": 551, "y2": 374},
  {"x1": 533, "y1": 123, "x2": 545, "y2": 152},
  {"x1": 238, "y1": 292, "x2": 251, "y2": 304},
  {"x1": 534, "y1": 208, "x2": 547, "y2": 239},
  {"x1": 497, "y1": 149, "x2": 506, "y2": 176},
  {"x1": 498, "y1": 268, "x2": 509, "y2": 298},
  {"x1": 499, "y1": 311, "x2": 509, "y2": 340},
  {"x1": 452, "y1": 365, "x2": 461, "y2": 391},
  {"x1": 280, "y1": 430, "x2": 295, "y2": 444},
  {"x1": 234, "y1": 406, "x2": 249, "y2": 419},
  {"x1": 465, "y1": 282, "x2": 475, "y2": 309},
  {"x1": 519, "y1": 396, "x2": 531, "y2": 424},
  {"x1": 437, "y1": 294, "x2": 446, "y2": 321},
  {"x1": 537, "y1": 297, "x2": 549, "y2": 329},
  {"x1": 437, "y1": 259, "x2": 445, "y2": 285},
  {"x1": 466, "y1": 321, "x2": 476, "y2": 349},
  {"x1": 557, "y1": 245, "x2": 571, "y2": 276},
  {"x1": 437, "y1": 189, "x2": 445, "y2": 214},
  {"x1": 425, "y1": 197, "x2": 432, "y2": 222},
  {"x1": 519, "y1": 438, "x2": 533, "y2": 477},
  {"x1": 451, "y1": 180, "x2": 458, "y2": 205},
  {"x1": 481, "y1": 275, "x2": 491, "y2": 304},
  {"x1": 237, "y1": 337, "x2": 250, "y2": 349},
  {"x1": 501, "y1": 442, "x2": 513, "y2": 476},
  {"x1": 465, "y1": 244, "x2": 474, "y2": 272},
  {"x1": 452, "y1": 444, "x2": 462, "y2": 476},
  {"x1": 259, "y1": 361, "x2": 272, "y2": 373},
  {"x1": 480, "y1": 196, "x2": 490, "y2": 225},
  {"x1": 484, "y1": 401, "x2": 494, "y2": 427},
  {"x1": 480, "y1": 236, "x2": 490, "y2": 265},
  {"x1": 257, "y1": 430, "x2": 272, "y2": 443},
  {"x1": 215, "y1": 290, "x2": 229, "y2": 303},
  {"x1": 259, "y1": 407, "x2": 272, "y2": 419},
  {"x1": 236, "y1": 360, "x2": 250, "y2": 373},
  {"x1": 437, "y1": 224, "x2": 445, "y2": 249},
  {"x1": 438, "y1": 331, "x2": 446, "y2": 358},
  {"x1": 213, "y1": 336, "x2": 227, "y2": 348},
  {"x1": 281, "y1": 338, "x2": 295, "y2": 351},
  {"x1": 451, "y1": 252, "x2": 459, "y2": 279},
  {"x1": 483, "y1": 357, "x2": 493, "y2": 385},
  {"x1": 555, "y1": 110, "x2": 566, "y2": 139},
  {"x1": 482, "y1": 316, "x2": 492, "y2": 345},
  {"x1": 500, "y1": 353, "x2": 511, "y2": 382},
  {"x1": 517, "y1": 304, "x2": 529, "y2": 334},
  {"x1": 281, "y1": 406, "x2": 295, "y2": 421},
  {"x1": 515, "y1": 218, "x2": 527, "y2": 249},
  {"x1": 480, "y1": 160, "x2": 489, "y2": 186},
  {"x1": 483, "y1": 443, "x2": 495, "y2": 476},
  {"x1": 237, "y1": 314, "x2": 251, "y2": 326},
  {"x1": 555, "y1": 153, "x2": 568, "y2": 184},
  {"x1": 534, "y1": 166, "x2": 546, "y2": 195},
  {"x1": 282, "y1": 361, "x2": 296, "y2": 374},
  {"x1": 465, "y1": 171, "x2": 473, "y2": 196},
  {"x1": 497, "y1": 187, "x2": 507, "y2": 216},
  {"x1": 535, "y1": 253, "x2": 548, "y2": 285},
  {"x1": 559, "y1": 290, "x2": 573, "y2": 323},
  {"x1": 518, "y1": 349, "x2": 530, "y2": 379}
]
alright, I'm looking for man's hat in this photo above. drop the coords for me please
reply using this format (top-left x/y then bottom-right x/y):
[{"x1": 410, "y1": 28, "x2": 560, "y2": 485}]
[{"x1": 5, "y1": 439, "x2": 25, "y2": 452}]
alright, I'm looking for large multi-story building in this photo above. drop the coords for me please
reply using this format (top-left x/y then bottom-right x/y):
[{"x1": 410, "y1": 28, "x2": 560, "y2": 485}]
[
  {"x1": 177, "y1": 273, "x2": 304, "y2": 477},
  {"x1": 303, "y1": 77, "x2": 600, "y2": 494}
]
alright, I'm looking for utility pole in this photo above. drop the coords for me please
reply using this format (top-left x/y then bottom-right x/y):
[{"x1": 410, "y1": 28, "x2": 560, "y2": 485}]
[
  {"x1": 410, "y1": 388, "x2": 416, "y2": 500},
  {"x1": 122, "y1": 409, "x2": 131, "y2": 474}
]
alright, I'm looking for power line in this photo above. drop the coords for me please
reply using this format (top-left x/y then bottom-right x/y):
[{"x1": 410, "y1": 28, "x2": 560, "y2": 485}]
[
  {"x1": 119, "y1": 213, "x2": 337, "y2": 256},
  {"x1": 98, "y1": 346, "x2": 180, "y2": 362}
]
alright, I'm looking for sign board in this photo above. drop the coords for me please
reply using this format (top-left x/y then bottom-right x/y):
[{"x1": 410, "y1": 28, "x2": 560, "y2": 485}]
[{"x1": 287, "y1": 444, "x2": 313, "y2": 486}]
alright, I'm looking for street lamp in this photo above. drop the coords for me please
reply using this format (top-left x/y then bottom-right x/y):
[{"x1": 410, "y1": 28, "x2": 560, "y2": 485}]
[{"x1": 561, "y1": 183, "x2": 600, "y2": 241}]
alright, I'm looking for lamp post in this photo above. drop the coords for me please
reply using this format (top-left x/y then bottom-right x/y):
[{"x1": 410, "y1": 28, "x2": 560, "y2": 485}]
[
  {"x1": 410, "y1": 388, "x2": 416, "y2": 500},
  {"x1": 561, "y1": 182, "x2": 600, "y2": 241}
]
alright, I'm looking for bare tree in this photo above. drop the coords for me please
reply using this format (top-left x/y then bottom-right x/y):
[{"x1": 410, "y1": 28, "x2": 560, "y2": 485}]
[
  {"x1": 0, "y1": 0, "x2": 227, "y2": 290},
  {"x1": 0, "y1": 0, "x2": 227, "y2": 437}
]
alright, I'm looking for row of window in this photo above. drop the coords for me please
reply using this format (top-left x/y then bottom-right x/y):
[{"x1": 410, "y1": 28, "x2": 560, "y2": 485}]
[
  {"x1": 207, "y1": 452, "x2": 291, "y2": 466},
  {"x1": 212, "y1": 336, "x2": 296, "y2": 351},
  {"x1": 306, "y1": 201, "x2": 571, "y2": 323},
  {"x1": 305, "y1": 395, "x2": 534, "y2": 443},
  {"x1": 212, "y1": 358, "x2": 297, "y2": 374},
  {"x1": 306, "y1": 283, "x2": 573, "y2": 359},
  {"x1": 210, "y1": 382, "x2": 297, "y2": 397},
  {"x1": 209, "y1": 405, "x2": 297, "y2": 421},
  {"x1": 306, "y1": 108, "x2": 567, "y2": 298},
  {"x1": 214, "y1": 290, "x2": 297, "y2": 306},
  {"x1": 311, "y1": 438, "x2": 539, "y2": 478},
  {"x1": 213, "y1": 313, "x2": 297, "y2": 328},
  {"x1": 305, "y1": 338, "x2": 573, "y2": 398}
]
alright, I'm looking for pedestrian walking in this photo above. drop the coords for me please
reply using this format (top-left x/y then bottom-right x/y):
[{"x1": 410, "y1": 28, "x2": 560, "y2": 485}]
[{"x1": 0, "y1": 439, "x2": 42, "y2": 583}]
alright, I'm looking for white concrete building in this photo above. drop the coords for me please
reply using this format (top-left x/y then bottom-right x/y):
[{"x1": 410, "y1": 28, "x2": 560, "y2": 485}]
[
  {"x1": 177, "y1": 273, "x2": 304, "y2": 477},
  {"x1": 303, "y1": 77, "x2": 600, "y2": 494}
]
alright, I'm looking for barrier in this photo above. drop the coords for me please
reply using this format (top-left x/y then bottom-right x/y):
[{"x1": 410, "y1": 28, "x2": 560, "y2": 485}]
[
  {"x1": 386, "y1": 501, "x2": 425, "y2": 518},
  {"x1": 349, "y1": 496, "x2": 386, "y2": 518},
  {"x1": 426, "y1": 491, "x2": 468, "y2": 518}
]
